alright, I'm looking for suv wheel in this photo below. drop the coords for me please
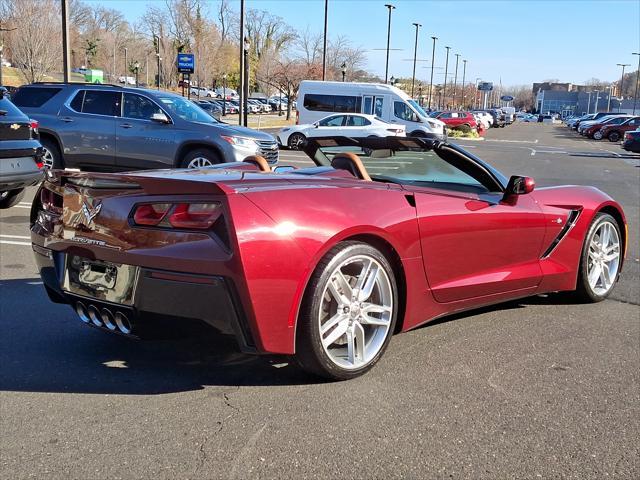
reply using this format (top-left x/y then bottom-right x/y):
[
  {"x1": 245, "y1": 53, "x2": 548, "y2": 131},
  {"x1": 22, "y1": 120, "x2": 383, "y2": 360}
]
[
  {"x1": 40, "y1": 138, "x2": 64, "y2": 169},
  {"x1": 181, "y1": 148, "x2": 221, "y2": 168}
]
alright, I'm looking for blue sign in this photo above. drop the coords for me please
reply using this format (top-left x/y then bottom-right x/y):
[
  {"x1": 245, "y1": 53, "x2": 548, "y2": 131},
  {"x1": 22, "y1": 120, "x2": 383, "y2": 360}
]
[
  {"x1": 176, "y1": 53, "x2": 195, "y2": 73},
  {"x1": 501, "y1": 95, "x2": 514, "y2": 102}
]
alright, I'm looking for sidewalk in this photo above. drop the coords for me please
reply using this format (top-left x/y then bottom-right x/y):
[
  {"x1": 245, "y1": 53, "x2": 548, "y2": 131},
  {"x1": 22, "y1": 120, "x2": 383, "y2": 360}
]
[{"x1": 221, "y1": 113, "x2": 296, "y2": 130}]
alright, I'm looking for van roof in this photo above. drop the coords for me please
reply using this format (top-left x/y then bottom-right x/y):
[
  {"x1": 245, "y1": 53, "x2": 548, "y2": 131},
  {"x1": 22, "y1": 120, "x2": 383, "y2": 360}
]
[{"x1": 299, "y1": 80, "x2": 410, "y2": 100}]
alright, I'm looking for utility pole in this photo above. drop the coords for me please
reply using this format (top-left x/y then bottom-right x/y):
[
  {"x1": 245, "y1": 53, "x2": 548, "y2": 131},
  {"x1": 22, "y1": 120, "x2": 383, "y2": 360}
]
[
  {"x1": 410, "y1": 23, "x2": 421, "y2": 97},
  {"x1": 442, "y1": 46, "x2": 451, "y2": 109},
  {"x1": 428, "y1": 36, "x2": 437, "y2": 110},
  {"x1": 632, "y1": 52, "x2": 639, "y2": 115},
  {"x1": 474, "y1": 77, "x2": 481, "y2": 109},
  {"x1": 322, "y1": 0, "x2": 328, "y2": 81},
  {"x1": 124, "y1": 47, "x2": 128, "y2": 81},
  {"x1": 243, "y1": 37, "x2": 250, "y2": 127},
  {"x1": 384, "y1": 4, "x2": 395, "y2": 84},
  {"x1": 61, "y1": 0, "x2": 71, "y2": 82},
  {"x1": 452, "y1": 53, "x2": 460, "y2": 108},
  {"x1": 238, "y1": 0, "x2": 245, "y2": 125},
  {"x1": 461, "y1": 59, "x2": 467, "y2": 109},
  {"x1": 616, "y1": 63, "x2": 630, "y2": 112}
]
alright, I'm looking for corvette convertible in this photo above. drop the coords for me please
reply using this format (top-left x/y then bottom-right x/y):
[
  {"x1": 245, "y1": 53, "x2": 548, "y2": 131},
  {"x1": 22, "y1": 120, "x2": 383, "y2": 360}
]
[{"x1": 30, "y1": 136, "x2": 627, "y2": 380}]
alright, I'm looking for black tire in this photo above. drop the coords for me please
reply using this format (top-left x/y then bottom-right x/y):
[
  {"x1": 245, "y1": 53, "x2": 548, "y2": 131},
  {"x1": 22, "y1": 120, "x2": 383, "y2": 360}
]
[
  {"x1": 295, "y1": 241, "x2": 399, "y2": 380},
  {"x1": 287, "y1": 132, "x2": 306, "y2": 150},
  {"x1": 0, "y1": 189, "x2": 25, "y2": 209},
  {"x1": 40, "y1": 137, "x2": 64, "y2": 169},
  {"x1": 607, "y1": 131, "x2": 621, "y2": 142},
  {"x1": 180, "y1": 148, "x2": 222, "y2": 168},
  {"x1": 571, "y1": 212, "x2": 622, "y2": 303}
]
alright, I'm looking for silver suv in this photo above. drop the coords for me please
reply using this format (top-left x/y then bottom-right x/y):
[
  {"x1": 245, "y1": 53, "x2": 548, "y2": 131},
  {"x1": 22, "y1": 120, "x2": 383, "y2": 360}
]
[{"x1": 12, "y1": 83, "x2": 278, "y2": 170}]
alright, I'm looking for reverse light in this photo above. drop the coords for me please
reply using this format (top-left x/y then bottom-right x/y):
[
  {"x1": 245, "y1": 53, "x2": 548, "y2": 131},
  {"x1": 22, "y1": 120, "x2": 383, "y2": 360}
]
[
  {"x1": 169, "y1": 203, "x2": 221, "y2": 229},
  {"x1": 133, "y1": 203, "x2": 171, "y2": 226}
]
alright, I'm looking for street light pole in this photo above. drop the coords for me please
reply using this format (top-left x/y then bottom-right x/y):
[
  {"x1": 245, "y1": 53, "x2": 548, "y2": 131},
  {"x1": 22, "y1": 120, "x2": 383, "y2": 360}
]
[
  {"x1": 384, "y1": 4, "x2": 395, "y2": 84},
  {"x1": 341, "y1": 62, "x2": 347, "y2": 82},
  {"x1": 322, "y1": 0, "x2": 328, "y2": 81},
  {"x1": 134, "y1": 61, "x2": 139, "y2": 87},
  {"x1": 632, "y1": 52, "x2": 639, "y2": 115},
  {"x1": 607, "y1": 86, "x2": 612, "y2": 112},
  {"x1": 238, "y1": 0, "x2": 246, "y2": 126},
  {"x1": 222, "y1": 73, "x2": 227, "y2": 117},
  {"x1": 411, "y1": 22, "x2": 421, "y2": 97},
  {"x1": 124, "y1": 47, "x2": 128, "y2": 81},
  {"x1": 156, "y1": 53, "x2": 161, "y2": 90},
  {"x1": 461, "y1": 59, "x2": 467, "y2": 109},
  {"x1": 616, "y1": 63, "x2": 630, "y2": 112},
  {"x1": 61, "y1": 0, "x2": 71, "y2": 82},
  {"x1": 452, "y1": 53, "x2": 460, "y2": 108},
  {"x1": 0, "y1": 42, "x2": 3, "y2": 86},
  {"x1": 474, "y1": 77, "x2": 481, "y2": 109},
  {"x1": 428, "y1": 36, "x2": 437, "y2": 110},
  {"x1": 243, "y1": 37, "x2": 250, "y2": 127},
  {"x1": 442, "y1": 46, "x2": 451, "y2": 109}
]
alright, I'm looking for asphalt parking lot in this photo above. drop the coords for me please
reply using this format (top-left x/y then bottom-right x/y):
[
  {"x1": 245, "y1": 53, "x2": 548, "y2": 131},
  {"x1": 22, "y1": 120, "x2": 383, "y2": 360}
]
[{"x1": 1, "y1": 123, "x2": 638, "y2": 479}]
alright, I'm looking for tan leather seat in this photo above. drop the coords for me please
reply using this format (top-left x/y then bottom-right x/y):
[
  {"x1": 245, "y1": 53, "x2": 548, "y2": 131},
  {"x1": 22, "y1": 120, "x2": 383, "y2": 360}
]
[
  {"x1": 330, "y1": 152, "x2": 371, "y2": 181},
  {"x1": 243, "y1": 155, "x2": 271, "y2": 172}
]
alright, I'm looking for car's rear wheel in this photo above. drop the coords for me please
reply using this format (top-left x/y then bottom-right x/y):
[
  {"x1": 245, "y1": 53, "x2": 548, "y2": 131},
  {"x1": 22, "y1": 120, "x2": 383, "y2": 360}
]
[
  {"x1": 287, "y1": 132, "x2": 306, "y2": 150},
  {"x1": 295, "y1": 241, "x2": 398, "y2": 380},
  {"x1": 607, "y1": 131, "x2": 621, "y2": 142},
  {"x1": 40, "y1": 137, "x2": 63, "y2": 169},
  {"x1": 0, "y1": 189, "x2": 25, "y2": 209},
  {"x1": 181, "y1": 148, "x2": 221, "y2": 168},
  {"x1": 572, "y1": 213, "x2": 622, "y2": 302}
]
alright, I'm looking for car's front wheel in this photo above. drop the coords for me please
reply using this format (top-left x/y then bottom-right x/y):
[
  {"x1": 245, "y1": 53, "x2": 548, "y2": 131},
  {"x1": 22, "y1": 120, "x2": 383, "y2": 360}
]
[
  {"x1": 295, "y1": 241, "x2": 398, "y2": 380},
  {"x1": 181, "y1": 148, "x2": 221, "y2": 168},
  {"x1": 0, "y1": 189, "x2": 25, "y2": 209},
  {"x1": 593, "y1": 130, "x2": 603, "y2": 140},
  {"x1": 287, "y1": 132, "x2": 306, "y2": 150},
  {"x1": 573, "y1": 213, "x2": 622, "y2": 302}
]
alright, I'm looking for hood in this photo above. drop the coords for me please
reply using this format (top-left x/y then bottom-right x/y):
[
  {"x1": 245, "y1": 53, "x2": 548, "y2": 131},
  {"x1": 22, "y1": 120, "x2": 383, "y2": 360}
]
[{"x1": 216, "y1": 124, "x2": 275, "y2": 141}]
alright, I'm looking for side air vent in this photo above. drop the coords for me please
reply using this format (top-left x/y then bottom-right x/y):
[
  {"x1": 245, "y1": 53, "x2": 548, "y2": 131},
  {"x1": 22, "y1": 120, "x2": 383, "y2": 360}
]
[{"x1": 541, "y1": 209, "x2": 580, "y2": 258}]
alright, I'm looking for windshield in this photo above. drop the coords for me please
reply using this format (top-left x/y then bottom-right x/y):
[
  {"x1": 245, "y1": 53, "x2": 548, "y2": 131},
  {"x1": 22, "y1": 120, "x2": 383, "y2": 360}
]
[
  {"x1": 157, "y1": 95, "x2": 217, "y2": 123},
  {"x1": 429, "y1": 111, "x2": 441, "y2": 118},
  {"x1": 408, "y1": 99, "x2": 428, "y2": 118}
]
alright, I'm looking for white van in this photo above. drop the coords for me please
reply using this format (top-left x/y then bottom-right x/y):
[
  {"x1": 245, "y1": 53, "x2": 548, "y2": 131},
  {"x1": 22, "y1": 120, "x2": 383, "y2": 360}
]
[{"x1": 297, "y1": 81, "x2": 445, "y2": 140}]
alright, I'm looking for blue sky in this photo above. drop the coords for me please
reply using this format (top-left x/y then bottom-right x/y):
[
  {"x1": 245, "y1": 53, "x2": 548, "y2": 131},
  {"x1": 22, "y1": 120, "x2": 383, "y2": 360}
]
[{"x1": 89, "y1": 0, "x2": 640, "y2": 86}]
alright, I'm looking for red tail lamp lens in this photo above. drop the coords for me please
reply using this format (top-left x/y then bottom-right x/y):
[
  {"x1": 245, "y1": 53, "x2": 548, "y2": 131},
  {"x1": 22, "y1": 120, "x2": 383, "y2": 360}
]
[
  {"x1": 133, "y1": 203, "x2": 171, "y2": 226},
  {"x1": 169, "y1": 203, "x2": 221, "y2": 229}
]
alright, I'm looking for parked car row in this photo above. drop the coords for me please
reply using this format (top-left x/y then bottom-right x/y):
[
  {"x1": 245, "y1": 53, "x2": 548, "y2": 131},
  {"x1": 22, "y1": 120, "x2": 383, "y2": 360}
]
[{"x1": 564, "y1": 112, "x2": 640, "y2": 143}]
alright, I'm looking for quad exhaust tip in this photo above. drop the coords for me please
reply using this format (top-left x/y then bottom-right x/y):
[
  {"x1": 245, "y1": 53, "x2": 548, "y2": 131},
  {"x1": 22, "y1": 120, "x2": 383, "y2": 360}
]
[{"x1": 74, "y1": 301, "x2": 133, "y2": 335}]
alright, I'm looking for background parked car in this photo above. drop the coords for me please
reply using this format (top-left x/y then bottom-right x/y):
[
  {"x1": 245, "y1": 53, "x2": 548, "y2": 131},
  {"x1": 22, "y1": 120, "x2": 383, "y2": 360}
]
[
  {"x1": 582, "y1": 115, "x2": 632, "y2": 139},
  {"x1": 0, "y1": 87, "x2": 44, "y2": 208},
  {"x1": 193, "y1": 100, "x2": 222, "y2": 120},
  {"x1": 278, "y1": 113, "x2": 405, "y2": 150},
  {"x1": 12, "y1": 83, "x2": 279, "y2": 170},
  {"x1": 599, "y1": 116, "x2": 640, "y2": 142},
  {"x1": 621, "y1": 128, "x2": 640, "y2": 153},
  {"x1": 431, "y1": 111, "x2": 477, "y2": 132}
]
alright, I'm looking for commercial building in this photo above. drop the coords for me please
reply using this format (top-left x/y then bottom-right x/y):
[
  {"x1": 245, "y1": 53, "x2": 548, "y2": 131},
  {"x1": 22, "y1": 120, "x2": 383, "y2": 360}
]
[{"x1": 533, "y1": 82, "x2": 625, "y2": 117}]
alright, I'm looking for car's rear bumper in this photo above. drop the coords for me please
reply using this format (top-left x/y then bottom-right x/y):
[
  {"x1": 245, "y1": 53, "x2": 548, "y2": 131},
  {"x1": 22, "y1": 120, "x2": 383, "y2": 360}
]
[
  {"x1": 0, "y1": 164, "x2": 43, "y2": 191},
  {"x1": 32, "y1": 244, "x2": 257, "y2": 352}
]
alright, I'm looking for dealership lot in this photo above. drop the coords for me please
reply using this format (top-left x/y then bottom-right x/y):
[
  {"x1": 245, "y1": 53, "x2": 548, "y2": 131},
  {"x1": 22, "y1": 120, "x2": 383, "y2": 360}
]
[{"x1": 1, "y1": 123, "x2": 638, "y2": 478}]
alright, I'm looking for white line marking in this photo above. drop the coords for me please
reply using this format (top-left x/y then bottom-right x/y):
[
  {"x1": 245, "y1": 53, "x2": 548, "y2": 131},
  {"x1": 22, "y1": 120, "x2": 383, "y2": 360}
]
[
  {"x1": 0, "y1": 240, "x2": 31, "y2": 246},
  {"x1": 19, "y1": 202, "x2": 31, "y2": 206},
  {"x1": 0, "y1": 234, "x2": 30, "y2": 239},
  {"x1": 13, "y1": 205, "x2": 31, "y2": 209},
  {"x1": 485, "y1": 139, "x2": 539, "y2": 144}
]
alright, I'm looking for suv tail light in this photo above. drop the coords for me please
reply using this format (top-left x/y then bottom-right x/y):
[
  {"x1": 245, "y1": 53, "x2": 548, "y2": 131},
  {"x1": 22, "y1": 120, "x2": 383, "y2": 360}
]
[
  {"x1": 29, "y1": 119, "x2": 39, "y2": 137},
  {"x1": 132, "y1": 202, "x2": 222, "y2": 230}
]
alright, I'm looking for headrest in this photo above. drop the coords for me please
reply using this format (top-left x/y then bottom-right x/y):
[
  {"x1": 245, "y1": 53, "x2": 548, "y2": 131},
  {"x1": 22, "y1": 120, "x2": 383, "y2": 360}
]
[
  {"x1": 330, "y1": 152, "x2": 371, "y2": 181},
  {"x1": 243, "y1": 155, "x2": 271, "y2": 172}
]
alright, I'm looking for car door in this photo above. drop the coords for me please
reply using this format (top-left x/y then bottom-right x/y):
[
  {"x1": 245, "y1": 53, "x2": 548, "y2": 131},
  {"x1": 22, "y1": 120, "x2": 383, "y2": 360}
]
[
  {"x1": 403, "y1": 147, "x2": 547, "y2": 303},
  {"x1": 310, "y1": 115, "x2": 347, "y2": 137},
  {"x1": 115, "y1": 92, "x2": 177, "y2": 170},
  {"x1": 56, "y1": 89, "x2": 118, "y2": 169},
  {"x1": 346, "y1": 115, "x2": 372, "y2": 136}
]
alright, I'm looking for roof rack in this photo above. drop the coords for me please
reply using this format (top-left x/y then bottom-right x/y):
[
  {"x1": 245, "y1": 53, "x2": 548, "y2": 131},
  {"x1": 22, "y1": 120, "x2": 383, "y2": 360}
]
[{"x1": 29, "y1": 82, "x2": 121, "y2": 88}]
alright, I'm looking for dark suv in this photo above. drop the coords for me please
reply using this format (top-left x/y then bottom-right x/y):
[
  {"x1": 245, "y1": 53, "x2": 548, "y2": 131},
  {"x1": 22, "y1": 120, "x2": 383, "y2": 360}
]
[{"x1": 12, "y1": 83, "x2": 278, "y2": 171}]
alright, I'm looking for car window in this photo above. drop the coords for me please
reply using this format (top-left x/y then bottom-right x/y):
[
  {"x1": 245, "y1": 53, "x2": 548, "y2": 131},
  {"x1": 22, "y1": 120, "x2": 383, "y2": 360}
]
[
  {"x1": 12, "y1": 87, "x2": 62, "y2": 108},
  {"x1": 69, "y1": 91, "x2": 84, "y2": 112},
  {"x1": 439, "y1": 112, "x2": 452, "y2": 119},
  {"x1": 347, "y1": 116, "x2": 371, "y2": 126},
  {"x1": 157, "y1": 95, "x2": 215, "y2": 123},
  {"x1": 394, "y1": 102, "x2": 419, "y2": 122},
  {"x1": 318, "y1": 115, "x2": 345, "y2": 127},
  {"x1": 122, "y1": 93, "x2": 163, "y2": 120},
  {"x1": 82, "y1": 91, "x2": 120, "y2": 116}
]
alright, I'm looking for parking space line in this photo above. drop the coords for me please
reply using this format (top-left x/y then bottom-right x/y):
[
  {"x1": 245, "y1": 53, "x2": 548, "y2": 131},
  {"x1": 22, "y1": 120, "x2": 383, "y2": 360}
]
[
  {"x1": 0, "y1": 240, "x2": 31, "y2": 246},
  {"x1": 12, "y1": 205, "x2": 31, "y2": 209},
  {"x1": 0, "y1": 234, "x2": 31, "y2": 239}
]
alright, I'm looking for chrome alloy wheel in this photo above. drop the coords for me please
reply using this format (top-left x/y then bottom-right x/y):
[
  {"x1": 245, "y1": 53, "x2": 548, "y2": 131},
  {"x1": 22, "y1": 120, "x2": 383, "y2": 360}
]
[
  {"x1": 186, "y1": 156, "x2": 214, "y2": 168},
  {"x1": 42, "y1": 147, "x2": 54, "y2": 169},
  {"x1": 318, "y1": 255, "x2": 394, "y2": 370},
  {"x1": 587, "y1": 221, "x2": 621, "y2": 296}
]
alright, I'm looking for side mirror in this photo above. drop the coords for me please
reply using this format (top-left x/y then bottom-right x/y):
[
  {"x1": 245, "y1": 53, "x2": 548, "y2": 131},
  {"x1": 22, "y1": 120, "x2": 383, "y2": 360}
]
[
  {"x1": 151, "y1": 112, "x2": 170, "y2": 124},
  {"x1": 314, "y1": 122, "x2": 319, "y2": 128},
  {"x1": 505, "y1": 175, "x2": 535, "y2": 196}
]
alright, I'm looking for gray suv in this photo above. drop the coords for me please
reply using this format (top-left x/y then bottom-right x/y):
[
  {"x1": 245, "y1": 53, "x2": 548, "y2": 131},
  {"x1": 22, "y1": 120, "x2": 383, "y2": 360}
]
[{"x1": 12, "y1": 83, "x2": 278, "y2": 170}]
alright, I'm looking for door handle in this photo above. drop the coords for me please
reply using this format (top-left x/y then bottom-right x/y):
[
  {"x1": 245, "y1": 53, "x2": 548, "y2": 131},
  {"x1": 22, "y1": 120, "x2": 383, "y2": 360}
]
[
  {"x1": 60, "y1": 116, "x2": 74, "y2": 123},
  {"x1": 119, "y1": 123, "x2": 133, "y2": 129}
]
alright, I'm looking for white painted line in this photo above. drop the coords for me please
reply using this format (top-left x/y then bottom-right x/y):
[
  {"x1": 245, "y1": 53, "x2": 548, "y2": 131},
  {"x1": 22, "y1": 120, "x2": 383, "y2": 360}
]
[
  {"x1": 0, "y1": 234, "x2": 30, "y2": 239},
  {"x1": 0, "y1": 240, "x2": 31, "y2": 246},
  {"x1": 13, "y1": 205, "x2": 31, "y2": 209},
  {"x1": 19, "y1": 202, "x2": 31, "y2": 206},
  {"x1": 485, "y1": 139, "x2": 538, "y2": 144},
  {"x1": 536, "y1": 150, "x2": 567, "y2": 154}
]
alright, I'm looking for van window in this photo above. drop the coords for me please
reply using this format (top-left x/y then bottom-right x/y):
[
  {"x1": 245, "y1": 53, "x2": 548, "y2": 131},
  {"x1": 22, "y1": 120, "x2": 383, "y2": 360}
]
[
  {"x1": 394, "y1": 102, "x2": 419, "y2": 122},
  {"x1": 304, "y1": 94, "x2": 361, "y2": 113},
  {"x1": 374, "y1": 97, "x2": 384, "y2": 117}
]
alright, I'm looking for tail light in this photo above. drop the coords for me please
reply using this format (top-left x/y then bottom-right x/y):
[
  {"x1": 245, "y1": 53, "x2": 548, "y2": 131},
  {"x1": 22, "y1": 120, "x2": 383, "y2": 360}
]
[
  {"x1": 296, "y1": 110, "x2": 299, "y2": 125},
  {"x1": 29, "y1": 119, "x2": 39, "y2": 137},
  {"x1": 132, "y1": 202, "x2": 221, "y2": 230},
  {"x1": 623, "y1": 132, "x2": 630, "y2": 141}
]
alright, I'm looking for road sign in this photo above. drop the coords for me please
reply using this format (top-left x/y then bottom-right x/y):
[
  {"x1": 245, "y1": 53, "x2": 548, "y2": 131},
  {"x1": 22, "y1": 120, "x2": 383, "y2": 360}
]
[
  {"x1": 176, "y1": 53, "x2": 195, "y2": 74},
  {"x1": 501, "y1": 95, "x2": 514, "y2": 102},
  {"x1": 478, "y1": 81, "x2": 493, "y2": 91}
]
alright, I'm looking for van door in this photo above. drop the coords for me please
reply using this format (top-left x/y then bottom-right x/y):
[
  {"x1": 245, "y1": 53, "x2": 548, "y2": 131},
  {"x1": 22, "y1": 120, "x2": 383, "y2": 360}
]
[{"x1": 362, "y1": 96, "x2": 386, "y2": 118}]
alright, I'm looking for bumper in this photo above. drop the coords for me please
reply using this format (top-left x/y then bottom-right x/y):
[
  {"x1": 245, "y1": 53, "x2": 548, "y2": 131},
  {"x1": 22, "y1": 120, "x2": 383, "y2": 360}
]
[
  {"x1": 0, "y1": 168, "x2": 43, "y2": 191},
  {"x1": 32, "y1": 244, "x2": 256, "y2": 352}
]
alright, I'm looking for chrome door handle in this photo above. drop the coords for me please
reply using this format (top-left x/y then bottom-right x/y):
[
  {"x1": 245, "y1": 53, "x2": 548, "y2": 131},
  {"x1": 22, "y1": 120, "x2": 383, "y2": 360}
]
[
  {"x1": 120, "y1": 123, "x2": 133, "y2": 129},
  {"x1": 60, "y1": 116, "x2": 74, "y2": 123}
]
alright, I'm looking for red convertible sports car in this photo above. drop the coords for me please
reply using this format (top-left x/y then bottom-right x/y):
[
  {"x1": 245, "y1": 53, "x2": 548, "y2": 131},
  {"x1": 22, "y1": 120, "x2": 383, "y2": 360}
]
[{"x1": 30, "y1": 136, "x2": 627, "y2": 380}]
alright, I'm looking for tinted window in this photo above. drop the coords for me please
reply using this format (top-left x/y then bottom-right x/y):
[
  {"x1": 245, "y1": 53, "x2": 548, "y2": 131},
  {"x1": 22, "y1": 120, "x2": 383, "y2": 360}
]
[
  {"x1": 12, "y1": 87, "x2": 62, "y2": 108},
  {"x1": 82, "y1": 91, "x2": 120, "y2": 116},
  {"x1": 122, "y1": 93, "x2": 163, "y2": 120},
  {"x1": 347, "y1": 116, "x2": 371, "y2": 126},
  {"x1": 69, "y1": 91, "x2": 84, "y2": 112},
  {"x1": 303, "y1": 94, "x2": 361, "y2": 113}
]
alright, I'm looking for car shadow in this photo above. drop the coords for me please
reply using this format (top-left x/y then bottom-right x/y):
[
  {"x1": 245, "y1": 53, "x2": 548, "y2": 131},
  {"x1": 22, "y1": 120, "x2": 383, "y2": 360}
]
[{"x1": 0, "y1": 278, "x2": 589, "y2": 395}]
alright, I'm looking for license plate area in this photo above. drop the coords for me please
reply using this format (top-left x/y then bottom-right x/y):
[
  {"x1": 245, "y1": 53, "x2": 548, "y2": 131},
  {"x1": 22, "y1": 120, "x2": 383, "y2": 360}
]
[{"x1": 62, "y1": 255, "x2": 139, "y2": 305}]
